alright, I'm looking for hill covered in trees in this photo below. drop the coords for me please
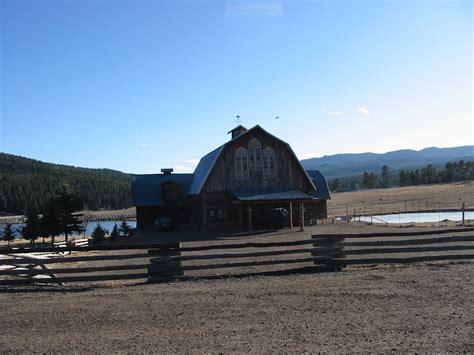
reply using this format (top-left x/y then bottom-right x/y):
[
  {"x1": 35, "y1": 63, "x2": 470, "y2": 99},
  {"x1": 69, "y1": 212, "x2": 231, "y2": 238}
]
[{"x1": 0, "y1": 153, "x2": 132, "y2": 214}]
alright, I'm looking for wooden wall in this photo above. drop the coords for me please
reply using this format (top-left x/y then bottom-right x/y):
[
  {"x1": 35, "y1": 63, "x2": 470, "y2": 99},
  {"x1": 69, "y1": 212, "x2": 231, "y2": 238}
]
[{"x1": 203, "y1": 130, "x2": 314, "y2": 193}]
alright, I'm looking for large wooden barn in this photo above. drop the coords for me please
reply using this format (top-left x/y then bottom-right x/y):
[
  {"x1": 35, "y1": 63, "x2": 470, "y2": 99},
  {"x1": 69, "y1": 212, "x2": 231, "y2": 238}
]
[{"x1": 132, "y1": 125, "x2": 330, "y2": 232}]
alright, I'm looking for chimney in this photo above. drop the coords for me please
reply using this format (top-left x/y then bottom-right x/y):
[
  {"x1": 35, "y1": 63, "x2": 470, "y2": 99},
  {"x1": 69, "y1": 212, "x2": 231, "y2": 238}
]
[
  {"x1": 227, "y1": 125, "x2": 248, "y2": 140},
  {"x1": 161, "y1": 168, "x2": 173, "y2": 175}
]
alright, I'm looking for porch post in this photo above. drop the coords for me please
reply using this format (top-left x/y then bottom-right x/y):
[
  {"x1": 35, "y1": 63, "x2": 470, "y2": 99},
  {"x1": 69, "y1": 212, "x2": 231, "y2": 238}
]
[
  {"x1": 202, "y1": 194, "x2": 207, "y2": 226},
  {"x1": 238, "y1": 203, "x2": 243, "y2": 226},
  {"x1": 300, "y1": 202, "x2": 305, "y2": 231},
  {"x1": 289, "y1": 201, "x2": 293, "y2": 228},
  {"x1": 247, "y1": 204, "x2": 253, "y2": 235}
]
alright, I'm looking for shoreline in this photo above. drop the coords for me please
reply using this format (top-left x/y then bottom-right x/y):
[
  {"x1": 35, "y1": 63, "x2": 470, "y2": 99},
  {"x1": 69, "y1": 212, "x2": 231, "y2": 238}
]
[{"x1": 0, "y1": 208, "x2": 137, "y2": 225}]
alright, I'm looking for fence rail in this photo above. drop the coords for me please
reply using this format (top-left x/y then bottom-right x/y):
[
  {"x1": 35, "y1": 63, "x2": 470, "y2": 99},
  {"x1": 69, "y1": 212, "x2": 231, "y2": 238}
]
[{"x1": 1, "y1": 228, "x2": 473, "y2": 286}]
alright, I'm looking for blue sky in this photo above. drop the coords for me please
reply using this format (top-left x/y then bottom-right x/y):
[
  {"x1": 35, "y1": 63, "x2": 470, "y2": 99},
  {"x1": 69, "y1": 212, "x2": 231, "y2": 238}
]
[{"x1": 1, "y1": 0, "x2": 472, "y2": 174}]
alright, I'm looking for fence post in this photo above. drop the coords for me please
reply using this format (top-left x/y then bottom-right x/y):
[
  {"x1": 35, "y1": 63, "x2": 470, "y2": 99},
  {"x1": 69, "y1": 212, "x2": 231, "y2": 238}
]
[
  {"x1": 311, "y1": 235, "x2": 346, "y2": 271},
  {"x1": 148, "y1": 243, "x2": 183, "y2": 283}
]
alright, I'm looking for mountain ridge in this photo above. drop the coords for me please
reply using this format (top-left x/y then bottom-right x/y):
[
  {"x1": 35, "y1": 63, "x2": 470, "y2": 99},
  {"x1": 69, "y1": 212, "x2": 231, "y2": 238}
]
[{"x1": 301, "y1": 146, "x2": 473, "y2": 179}]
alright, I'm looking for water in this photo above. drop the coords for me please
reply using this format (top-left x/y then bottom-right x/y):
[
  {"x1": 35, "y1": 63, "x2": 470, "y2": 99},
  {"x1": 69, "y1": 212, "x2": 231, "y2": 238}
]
[
  {"x1": 0, "y1": 220, "x2": 136, "y2": 239},
  {"x1": 358, "y1": 211, "x2": 474, "y2": 224}
]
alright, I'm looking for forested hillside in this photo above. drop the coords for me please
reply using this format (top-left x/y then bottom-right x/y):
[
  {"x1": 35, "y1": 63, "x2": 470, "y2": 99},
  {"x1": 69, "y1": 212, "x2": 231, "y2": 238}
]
[{"x1": 0, "y1": 153, "x2": 132, "y2": 214}]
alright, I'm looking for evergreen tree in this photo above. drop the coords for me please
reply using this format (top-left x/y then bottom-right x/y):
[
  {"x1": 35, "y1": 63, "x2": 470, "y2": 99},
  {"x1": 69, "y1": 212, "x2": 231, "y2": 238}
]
[
  {"x1": 2, "y1": 223, "x2": 16, "y2": 247},
  {"x1": 399, "y1": 170, "x2": 407, "y2": 187},
  {"x1": 380, "y1": 165, "x2": 392, "y2": 188},
  {"x1": 362, "y1": 172, "x2": 379, "y2": 189},
  {"x1": 55, "y1": 191, "x2": 84, "y2": 243},
  {"x1": 91, "y1": 224, "x2": 108, "y2": 245},
  {"x1": 119, "y1": 221, "x2": 134, "y2": 238},
  {"x1": 330, "y1": 179, "x2": 341, "y2": 192},
  {"x1": 110, "y1": 224, "x2": 120, "y2": 241},
  {"x1": 22, "y1": 208, "x2": 41, "y2": 245},
  {"x1": 41, "y1": 201, "x2": 62, "y2": 247}
]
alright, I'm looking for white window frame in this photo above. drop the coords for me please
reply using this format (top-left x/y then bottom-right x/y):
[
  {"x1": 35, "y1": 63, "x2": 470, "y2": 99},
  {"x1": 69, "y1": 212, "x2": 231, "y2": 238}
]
[
  {"x1": 248, "y1": 138, "x2": 262, "y2": 171},
  {"x1": 235, "y1": 147, "x2": 249, "y2": 180},
  {"x1": 263, "y1": 147, "x2": 276, "y2": 179}
]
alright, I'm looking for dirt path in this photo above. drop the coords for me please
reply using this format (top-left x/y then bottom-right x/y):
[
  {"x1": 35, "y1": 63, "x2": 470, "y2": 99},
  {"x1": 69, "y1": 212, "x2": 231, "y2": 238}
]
[{"x1": 1, "y1": 262, "x2": 472, "y2": 353}]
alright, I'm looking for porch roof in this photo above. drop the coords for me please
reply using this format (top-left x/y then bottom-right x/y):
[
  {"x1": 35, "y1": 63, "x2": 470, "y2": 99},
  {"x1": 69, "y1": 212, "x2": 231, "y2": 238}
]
[{"x1": 227, "y1": 188, "x2": 317, "y2": 202}]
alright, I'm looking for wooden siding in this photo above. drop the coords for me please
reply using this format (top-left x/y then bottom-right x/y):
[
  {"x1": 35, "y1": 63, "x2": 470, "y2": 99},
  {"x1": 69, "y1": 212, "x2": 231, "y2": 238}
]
[
  {"x1": 137, "y1": 205, "x2": 193, "y2": 228},
  {"x1": 203, "y1": 130, "x2": 314, "y2": 193}
]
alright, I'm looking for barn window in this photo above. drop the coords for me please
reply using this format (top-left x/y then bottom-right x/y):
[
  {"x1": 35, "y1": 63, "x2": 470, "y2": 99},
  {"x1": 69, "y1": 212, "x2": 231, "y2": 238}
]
[
  {"x1": 263, "y1": 147, "x2": 276, "y2": 179},
  {"x1": 248, "y1": 138, "x2": 262, "y2": 170},
  {"x1": 235, "y1": 147, "x2": 249, "y2": 180}
]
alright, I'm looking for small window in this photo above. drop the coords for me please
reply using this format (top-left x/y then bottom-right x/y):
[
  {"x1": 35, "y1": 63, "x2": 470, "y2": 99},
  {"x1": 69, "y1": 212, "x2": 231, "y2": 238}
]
[
  {"x1": 263, "y1": 147, "x2": 276, "y2": 179},
  {"x1": 249, "y1": 138, "x2": 262, "y2": 170},
  {"x1": 235, "y1": 147, "x2": 249, "y2": 180}
]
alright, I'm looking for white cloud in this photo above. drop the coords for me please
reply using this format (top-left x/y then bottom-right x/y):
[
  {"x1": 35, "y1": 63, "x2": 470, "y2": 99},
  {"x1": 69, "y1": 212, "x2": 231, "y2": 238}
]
[
  {"x1": 139, "y1": 143, "x2": 147, "y2": 147},
  {"x1": 299, "y1": 152, "x2": 319, "y2": 160},
  {"x1": 183, "y1": 159, "x2": 199, "y2": 166},
  {"x1": 356, "y1": 107, "x2": 370, "y2": 116},
  {"x1": 173, "y1": 165, "x2": 192, "y2": 173},
  {"x1": 328, "y1": 111, "x2": 343, "y2": 116}
]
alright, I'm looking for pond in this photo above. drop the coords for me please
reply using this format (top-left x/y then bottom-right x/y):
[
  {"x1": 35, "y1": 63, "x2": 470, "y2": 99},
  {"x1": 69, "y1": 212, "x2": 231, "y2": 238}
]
[
  {"x1": 357, "y1": 211, "x2": 474, "y2": 224},
  {"x1": 0, "y1": 220, "x2": 137, "y2": 239}
]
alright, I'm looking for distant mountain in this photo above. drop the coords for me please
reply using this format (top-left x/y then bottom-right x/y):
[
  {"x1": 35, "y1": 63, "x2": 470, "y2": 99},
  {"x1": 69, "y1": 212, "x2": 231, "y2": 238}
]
[
  {"x1": 301, "y1": 146, "x2": 474, "y2": 179},
  {"x1": 0, "y1": 153, "x2": 132, "y2": 214}
]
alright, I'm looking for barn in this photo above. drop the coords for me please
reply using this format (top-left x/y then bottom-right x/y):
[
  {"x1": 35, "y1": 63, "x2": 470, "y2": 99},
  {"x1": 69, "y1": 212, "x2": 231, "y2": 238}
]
[{"x1": 131, "y1": 125, "x2": 330, "y2": 232}]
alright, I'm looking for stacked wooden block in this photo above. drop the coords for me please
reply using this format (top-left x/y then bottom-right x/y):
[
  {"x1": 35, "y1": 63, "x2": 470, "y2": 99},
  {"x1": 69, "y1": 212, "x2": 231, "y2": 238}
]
[
  {"x1": 311, "y1": 235, "x2": 346, "y2": 271},
  {"x1": 148, "y1": 243, "x2": 183, "y2": 283}
]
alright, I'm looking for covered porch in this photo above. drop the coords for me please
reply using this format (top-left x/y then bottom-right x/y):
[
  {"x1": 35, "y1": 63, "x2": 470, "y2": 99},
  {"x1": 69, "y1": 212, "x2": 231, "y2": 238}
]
[{"x1": 227, "y1": 189, "x2": 320, "y2": 234}]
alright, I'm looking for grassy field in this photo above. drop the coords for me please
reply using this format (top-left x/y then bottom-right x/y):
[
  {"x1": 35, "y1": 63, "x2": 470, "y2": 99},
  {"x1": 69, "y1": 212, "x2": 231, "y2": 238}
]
[{"x1": 328, "y1": 181, "x2": 474, "y2": 217}]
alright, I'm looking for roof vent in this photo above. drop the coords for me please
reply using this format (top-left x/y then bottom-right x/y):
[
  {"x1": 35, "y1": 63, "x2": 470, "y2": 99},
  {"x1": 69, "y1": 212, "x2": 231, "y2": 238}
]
[
  {"x1": 227, "y1": 125, "x2": 248, "y2": 139},
  {"x1": 161, "y1": 168, "x2": 173, "y2": 175}
]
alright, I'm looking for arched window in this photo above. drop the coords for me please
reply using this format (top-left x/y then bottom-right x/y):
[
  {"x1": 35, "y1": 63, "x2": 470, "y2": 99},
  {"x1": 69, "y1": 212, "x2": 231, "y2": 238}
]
[
  {"x1": 235, "y1": 147, "x2": 249, "y2": 180},
  {"x1": 263, "y1": 147, "x2": 276, "y2": 179},
  {"x1": 248, "y1": 138, "x2": 262, "y2": 170}
]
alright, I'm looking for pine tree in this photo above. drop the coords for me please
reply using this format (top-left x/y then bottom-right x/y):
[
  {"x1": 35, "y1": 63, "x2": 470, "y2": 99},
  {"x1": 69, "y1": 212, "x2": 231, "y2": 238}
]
[
  {"x1": 91, "y1": 224, "x2": 108, "y2": 245},
  {"x1": 55, "y1": 191, "x2": 84, "y2": 244},
  {"x1": 380, "y1": 165, "x2": 392, "y2": 188},
  {"x1": 330, "y1": 179, "x2": 341, "y2": 192},
  {"x1": 22, "y1": 208, "x2": 41, "y2": 245},
  {"x1": 41, "y1": 201, "x2": 62, "y2": 247},
  {"x1": 2, "y1": 223, "x2": 16, "y2": 247},
  {"x1": 119, "y1": 221, "x2": 134, "y2": 238},
  {"x1": 110, "y1": 224, "x2": 120, "y2": 241}
]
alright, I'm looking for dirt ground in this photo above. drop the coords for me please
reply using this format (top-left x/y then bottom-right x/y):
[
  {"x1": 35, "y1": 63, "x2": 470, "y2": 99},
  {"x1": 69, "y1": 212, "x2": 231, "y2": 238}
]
[
  {"x1": 328, "y1": 181, "x2": 474, "y2": 216},
  {"x1": 0, "y1": 261, "x2": 473, "y2": 353}
]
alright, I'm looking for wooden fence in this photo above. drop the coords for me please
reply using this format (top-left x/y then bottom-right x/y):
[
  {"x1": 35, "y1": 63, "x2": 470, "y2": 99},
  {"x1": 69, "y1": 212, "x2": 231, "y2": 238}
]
[
  {"x1": 1, "y1": 228, "x2": 474, "y2": 286},
  {"x1": 148, "y1": 227, "x2": 474, "y2": 282},
  {"x1": 0, "y1": 243, "x2": 177, "y2": 286}
]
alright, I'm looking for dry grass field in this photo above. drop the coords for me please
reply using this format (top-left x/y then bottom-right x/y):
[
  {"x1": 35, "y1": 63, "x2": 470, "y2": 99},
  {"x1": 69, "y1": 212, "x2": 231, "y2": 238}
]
[{"x1": 328, "y1": 181, "x2": 474, "y2": 217}]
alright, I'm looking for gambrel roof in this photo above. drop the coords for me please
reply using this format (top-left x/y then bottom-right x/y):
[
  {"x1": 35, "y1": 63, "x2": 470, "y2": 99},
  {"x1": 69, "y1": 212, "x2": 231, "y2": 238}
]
[{"x1": 189, "y1": 125, "x2": 317, "y2": 195}]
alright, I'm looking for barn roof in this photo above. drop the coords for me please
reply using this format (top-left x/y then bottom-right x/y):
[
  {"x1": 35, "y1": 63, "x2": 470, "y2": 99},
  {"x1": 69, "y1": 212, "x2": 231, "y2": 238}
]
[
  {"x1": 189, "y1": 125, "x2": 317, "y2": 195},
  {"x1": 131, "y1": 173, "x2": 193, "y2": 206},
  {"x1": 309, "y1": 170, "x2": 331, "y2": 200},
  {"x1": 228, "y1": 188, "x2": 316, "y2": 201},
  {"x1": 188, "y1": 144, "x2": 225, "y2": 195}
]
